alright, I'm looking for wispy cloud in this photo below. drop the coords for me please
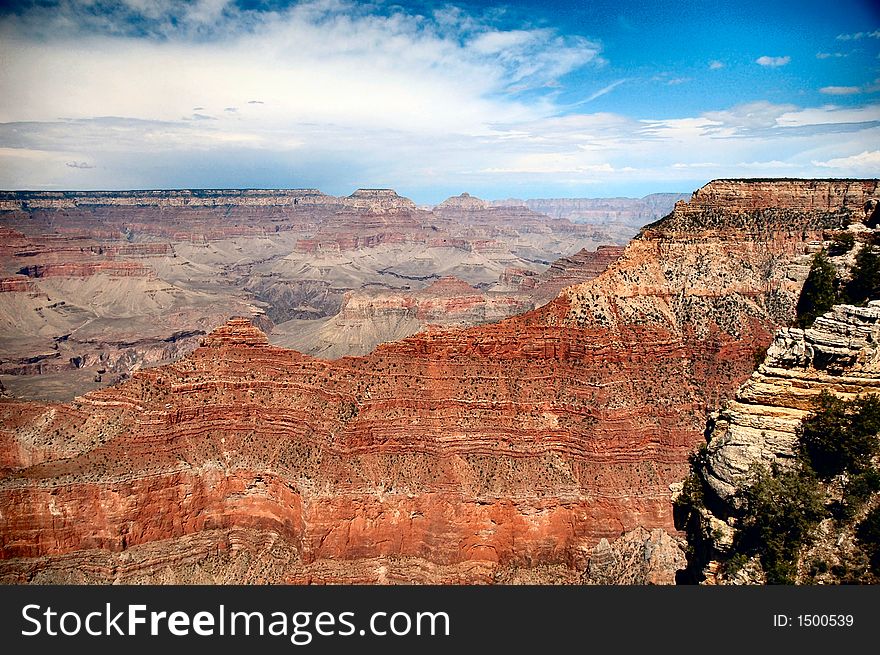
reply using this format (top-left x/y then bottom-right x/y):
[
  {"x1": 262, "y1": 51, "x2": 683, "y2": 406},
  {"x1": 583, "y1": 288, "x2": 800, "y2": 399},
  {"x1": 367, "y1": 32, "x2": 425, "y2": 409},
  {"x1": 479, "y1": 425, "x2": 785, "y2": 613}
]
[
  {"x1": 816, "y1": 52, "x2": 848, "y2": 59},
  {"x1": 0, "y1": 0, "x2": 602, "y2": 131},
  {"x1": 820, "y1": 86, "x2": 862, "y2": 95},
  {"x1": 708, "y1": 60, "x2": 724, "y2": 70},
  {"x1": 578, "y1": 79, "x2": 628, "y2": 104},
  {"x1": 835, "y1": 29, "x2": 880, "y2": 41},
  {"x1": 652, "y1": 72, "x2": 690, "y2": 85},
  {"x1": 820, "y1": 78, "x2": 880, "y2": 95},
  {"x1": 703, "y1": 101, "x2": 797, "y2": 130},
  {"x1": 756, "y1": 55, "x2": 791, "y2": 67}
]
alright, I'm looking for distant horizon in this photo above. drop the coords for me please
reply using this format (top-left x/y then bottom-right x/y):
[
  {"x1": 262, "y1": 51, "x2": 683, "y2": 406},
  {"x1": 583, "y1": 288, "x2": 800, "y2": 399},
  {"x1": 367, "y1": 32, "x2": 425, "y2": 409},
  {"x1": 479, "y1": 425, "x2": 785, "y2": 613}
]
[
  {"x1": 4, "y1": 176, "x2": 880, "y2": 206},
  {"x1": 1, "y1": 0, "x2": 877, "y2": 201},
  {"x1": 0, "y1": 184, "x2": 695, "y2": 205}
]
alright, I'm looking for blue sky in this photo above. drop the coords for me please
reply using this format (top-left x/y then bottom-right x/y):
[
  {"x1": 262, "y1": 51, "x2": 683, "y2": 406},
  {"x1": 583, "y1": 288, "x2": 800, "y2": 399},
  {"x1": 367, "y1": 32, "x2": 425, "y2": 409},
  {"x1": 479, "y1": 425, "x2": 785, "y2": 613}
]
[{"x1": 0, "y1": 0, "x2": 878, "y2": 203}]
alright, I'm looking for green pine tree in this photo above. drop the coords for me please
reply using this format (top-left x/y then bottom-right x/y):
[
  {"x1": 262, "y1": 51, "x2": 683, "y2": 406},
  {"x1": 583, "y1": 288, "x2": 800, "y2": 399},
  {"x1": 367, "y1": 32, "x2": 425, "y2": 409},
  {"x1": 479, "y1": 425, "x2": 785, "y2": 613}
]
[
  {"x1": 845, "y1": 246, "x2": 880, "y2": 306},
  {"x1": 795, "y1": 253, "x2": 837, "y2": 328}
]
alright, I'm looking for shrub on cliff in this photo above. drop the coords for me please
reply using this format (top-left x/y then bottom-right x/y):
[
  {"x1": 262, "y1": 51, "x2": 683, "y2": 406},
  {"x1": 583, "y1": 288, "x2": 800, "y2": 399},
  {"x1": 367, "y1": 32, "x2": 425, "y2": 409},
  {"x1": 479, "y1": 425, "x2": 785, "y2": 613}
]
[
  {"x1": 795, "y1": 253, "x2": 838, "y2": 328},
  {"x1": 856, "y1": 506, "x2": 880, "y2": 575},
  {"x1": 737, "y1": 463, "x2": 825, "y2": 584},
  {"x1": 845, "y1": 246, "x2": 880, "y2": 306},
  {"x1": 798, "y1": 392, "x2": 880, "y2": 481}
]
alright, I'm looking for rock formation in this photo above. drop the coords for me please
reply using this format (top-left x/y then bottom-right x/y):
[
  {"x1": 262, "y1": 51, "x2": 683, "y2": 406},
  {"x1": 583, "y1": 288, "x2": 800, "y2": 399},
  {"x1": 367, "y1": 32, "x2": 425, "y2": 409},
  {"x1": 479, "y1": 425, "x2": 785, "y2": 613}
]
[
  {"x1": 526, "y1": 245, "x2": 626, "y2": 304},
  {"x1": 0, "y1": 179, "x2": 876, "y2": 585},
  {"x1": 342, "y1": 188, "x2": 418, "y2": 213},
  {"x1": 0, "y1": 188, "x2": 336, "y2": 211},
  {"x1": 435, "y1": 192, "x2": 489, "y2": 211},
  {"x1": 703, "y1": 301, "x2": 880, "y2": 502},
  {"x1": 271, "y1": 246, "x2": 627, "y2": 358},
  {"x1": 676, "y1": 296, "x2": 880, "y2": 584},
  {"x1": 271, "y1": 276, "x2": 532, "y2": 358}
]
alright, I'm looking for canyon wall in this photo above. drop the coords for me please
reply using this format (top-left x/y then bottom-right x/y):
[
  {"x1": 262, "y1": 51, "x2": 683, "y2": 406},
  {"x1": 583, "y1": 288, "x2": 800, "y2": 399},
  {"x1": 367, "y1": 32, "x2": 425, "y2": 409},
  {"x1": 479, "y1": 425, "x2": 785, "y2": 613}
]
[
  {"x1": 492, "y1": 193, "x2": 690, "y2": 226},
  {"x1": 0, "y1": 179, "x2": 876, "y2": 584}
]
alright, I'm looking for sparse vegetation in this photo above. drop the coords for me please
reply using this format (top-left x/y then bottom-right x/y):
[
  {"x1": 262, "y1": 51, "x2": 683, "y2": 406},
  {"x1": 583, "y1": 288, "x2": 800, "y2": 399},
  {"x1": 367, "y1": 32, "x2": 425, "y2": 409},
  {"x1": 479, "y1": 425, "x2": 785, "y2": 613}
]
[
  {"x1": 798, "y1": 392, "x2": 880, "y2": 481},
  {"x1": 794, "y1": 242, "x2": 880, "y2": 328},
  {"x1": 855, "y1": 506, "x2": 880, "y2": 575},
  {"x1": 827, "y1": 231, "x2": 855, "y2": 256},
  {"x1": 752, "y1": 344, "x2": 769, "y2": 368}
]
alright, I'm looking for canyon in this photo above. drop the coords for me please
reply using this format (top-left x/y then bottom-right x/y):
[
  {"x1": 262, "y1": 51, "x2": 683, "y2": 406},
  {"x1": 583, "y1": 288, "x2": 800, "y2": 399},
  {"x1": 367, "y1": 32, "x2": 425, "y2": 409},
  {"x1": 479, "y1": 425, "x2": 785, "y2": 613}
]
[
  {"x1": 1, "y1": 178, "x2": 875, "y2": 584},
  {"x1": 0, "y1": 188, "x2": 653, "y2": 400},
  {"x1": 493, "y1": 193, "x2": 690, "y2": 226}
]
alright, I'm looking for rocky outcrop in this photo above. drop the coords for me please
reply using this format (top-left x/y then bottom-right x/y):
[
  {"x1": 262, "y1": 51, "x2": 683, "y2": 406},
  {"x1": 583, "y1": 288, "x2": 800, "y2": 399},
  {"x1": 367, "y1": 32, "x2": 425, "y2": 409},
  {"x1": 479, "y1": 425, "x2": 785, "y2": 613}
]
[
  {"x1": 434, "y1": 192, "x2": 489, "y2": 211},
  {"x1": 582, "y1": 527, "x2": 687, "y2": 585},
  {"x1": 528, "y1": 245, "x2": 625, "y2": 303},
  {"x1": 342, "y1": 189, "x2": 418, "y2": 213},
  {"x1": 0, "y1": 277, "x2": 36, "y2": 292},
  {"x1": 703, "y1": 301, "x2": 880, "y2": 501},
  {"x1": 677, "y1": 297, "x2": 880, "y2": 584},
  {"x1": 1, "y1": 179, "x2": 876, "y2": 584},
  {"x1": 682, "y1": 179, "x2": 876, "y2": 213}
]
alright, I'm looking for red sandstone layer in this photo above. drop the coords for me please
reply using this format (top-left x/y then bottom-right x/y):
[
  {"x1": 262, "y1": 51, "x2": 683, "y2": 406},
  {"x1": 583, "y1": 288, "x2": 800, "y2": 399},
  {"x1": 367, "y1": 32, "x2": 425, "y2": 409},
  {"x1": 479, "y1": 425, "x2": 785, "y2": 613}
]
[{"x1": 0, "y1": 277, "x2": 36, "y2": 292}]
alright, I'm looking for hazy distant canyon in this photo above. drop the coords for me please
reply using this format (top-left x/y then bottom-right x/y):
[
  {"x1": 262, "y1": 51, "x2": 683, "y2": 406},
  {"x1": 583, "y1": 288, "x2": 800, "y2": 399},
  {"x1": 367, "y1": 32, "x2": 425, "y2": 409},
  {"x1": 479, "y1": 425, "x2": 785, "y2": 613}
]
[{"x1": 0, "y1": 188, "x2": 679, "y2": 400}]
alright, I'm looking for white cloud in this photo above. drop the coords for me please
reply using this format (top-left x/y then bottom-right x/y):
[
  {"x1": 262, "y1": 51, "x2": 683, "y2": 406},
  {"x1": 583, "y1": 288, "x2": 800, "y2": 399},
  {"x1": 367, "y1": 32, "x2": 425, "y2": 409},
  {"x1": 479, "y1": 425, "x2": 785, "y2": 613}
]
[
  {"x1": 704, "y1": 101, "x2": 797, "y2": 130},
  {"x1": 0, "y1": 0, "x2": 599, "y2": 132},
  {"x1": 776, "y1": 104, "x2": 880, "y2": 127},
  {"x1": 708, "y1": 61, "x2": 724, "y2": 70},
  {"x1": 820, "y1": 86, "x2": 862, "y2": 95},
  {"x1": 756, "y1": 55, "x2": 791, "y2": 67},
  {"x1": 816, "y1": 52, "x2": 847, "y2": 59},
  {"x1": 812, "y1": 150, "x2": 880, "y2": 170},
  {"x1": 819, "y1": 79, "x2": 880, "y2": 96}
]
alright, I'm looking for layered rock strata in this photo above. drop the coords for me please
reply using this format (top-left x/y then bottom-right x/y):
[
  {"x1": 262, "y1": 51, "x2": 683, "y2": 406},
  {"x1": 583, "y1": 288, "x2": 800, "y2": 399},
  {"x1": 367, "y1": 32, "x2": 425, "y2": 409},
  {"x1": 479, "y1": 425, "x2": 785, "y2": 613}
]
[
  {"x1": 0, "y1": 188, "x2": 611, "y2": 399},
  {"x1": 0, "y1": 179, "x2": 876, "y2": 584},
  {"x1": 704, "y1": 301, "x2": 880, "y2": 501}
]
